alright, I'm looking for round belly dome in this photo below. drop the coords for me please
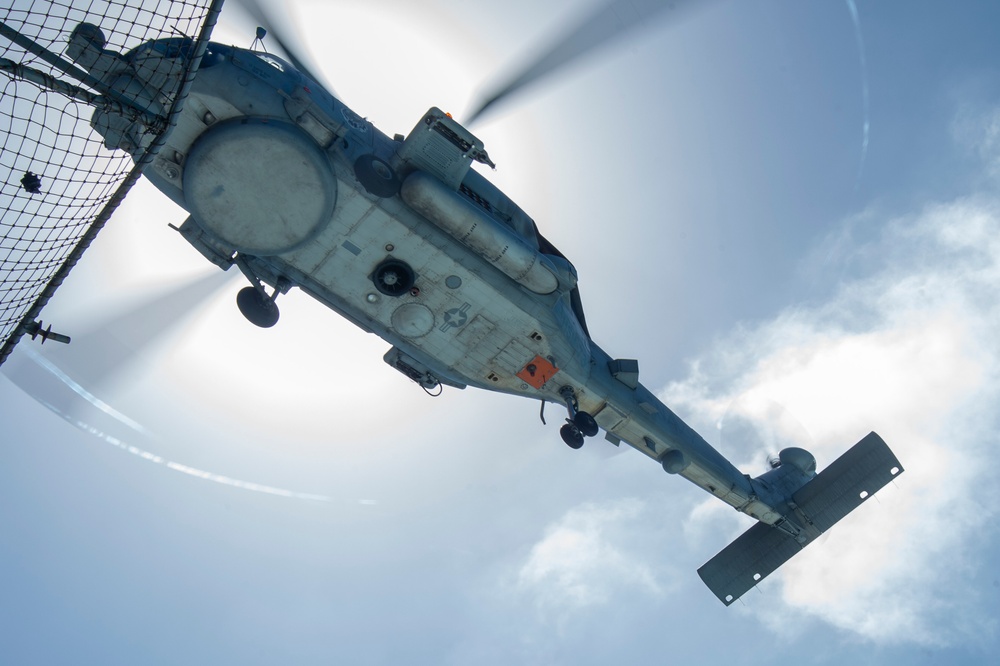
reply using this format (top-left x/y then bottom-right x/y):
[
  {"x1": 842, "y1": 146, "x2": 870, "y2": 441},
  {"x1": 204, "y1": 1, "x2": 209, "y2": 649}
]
[{"x1": 183, "y1": 118, "x2": 337, "y2": 256}]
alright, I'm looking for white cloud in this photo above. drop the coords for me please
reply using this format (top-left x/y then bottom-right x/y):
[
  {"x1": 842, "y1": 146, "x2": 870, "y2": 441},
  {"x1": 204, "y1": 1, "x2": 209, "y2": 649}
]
[
  {"x1": 660, "y1": 194, "x2": 1000, "y2": 645},
  {"x1": 513, "y1": 499, "x2": 667, "y2": 623}
]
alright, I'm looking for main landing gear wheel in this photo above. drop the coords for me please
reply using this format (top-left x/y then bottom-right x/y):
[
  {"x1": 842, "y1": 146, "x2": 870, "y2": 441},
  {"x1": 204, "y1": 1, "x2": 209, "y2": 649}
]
[
  {"x1": 573, "y1": 411, "x2": 599, "y2": 438},
  {"x1": 237, "y1": 286, "x2": 279, "y2": 328},
  {"x1": 556, "y1": 385, "x2": 599, "y2": 448},
  {"x1": 560, "y1": 423, "x2": 585, "y2": 449}
]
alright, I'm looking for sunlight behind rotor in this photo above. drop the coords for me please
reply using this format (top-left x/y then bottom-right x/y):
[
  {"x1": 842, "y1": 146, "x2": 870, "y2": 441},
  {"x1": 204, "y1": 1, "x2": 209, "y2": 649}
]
[
  {"x1": 210, "y1": 0, "x2": 557, "y2": 227},
  {"x1": 2, "y1": 269, "x2": 233, "y2": 437},
  {"x1": 44, "y1": 270, "x2": 232, "y2": 391}
]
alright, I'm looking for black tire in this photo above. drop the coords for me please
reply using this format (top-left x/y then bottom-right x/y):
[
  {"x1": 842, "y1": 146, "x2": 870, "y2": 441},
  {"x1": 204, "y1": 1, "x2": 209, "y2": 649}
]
[
  {"x1": 560, "y1": 423, "x2": 585, "y2": 449},
  {"x1": 237, "y1": 286, "x2": 279, "y2": 328},
  {"x1": 573, "y1": 411, "x2": 599, "y2": 438}
]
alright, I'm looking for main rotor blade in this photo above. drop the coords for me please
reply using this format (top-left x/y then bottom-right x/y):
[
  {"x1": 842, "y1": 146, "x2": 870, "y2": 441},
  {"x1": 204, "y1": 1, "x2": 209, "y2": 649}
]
[
  {"x1": 233, "y1": 0, "x2": 336, "y2": 96},
  {"x1": 466, "y1": 0, "x2": 714, "y2": 125},
  {"x1": 62, "y1": 270, "x2": 233, "y2": 389},
  {"x1": 4, "y1": 270, "x2": 231, "y2": 414}
]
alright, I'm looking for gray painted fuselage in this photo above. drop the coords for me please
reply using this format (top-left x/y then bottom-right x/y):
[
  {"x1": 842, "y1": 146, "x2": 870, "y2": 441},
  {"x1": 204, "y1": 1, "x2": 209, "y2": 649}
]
[{"x1": 82, "y1": 36, "x2": 822, "y2": 542}]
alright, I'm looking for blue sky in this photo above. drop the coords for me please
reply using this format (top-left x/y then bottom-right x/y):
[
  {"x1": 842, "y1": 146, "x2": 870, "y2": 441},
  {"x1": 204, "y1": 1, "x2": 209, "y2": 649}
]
[{"x1": 2, "y1": 1, "x2": 999, "y2": 663}]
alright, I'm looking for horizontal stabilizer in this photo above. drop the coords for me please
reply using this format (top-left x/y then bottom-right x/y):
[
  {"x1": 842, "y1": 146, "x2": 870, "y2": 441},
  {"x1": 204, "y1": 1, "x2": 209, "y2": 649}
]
[
  {"x1": 697, "y1": 520, "x2": 807, "y2": 605},
  {"x1": 698, "y1": 432, "x2": 903, "y2": 605},
  {"x1": 790, "y1": 432, "x2": 903, "y2": 532}
]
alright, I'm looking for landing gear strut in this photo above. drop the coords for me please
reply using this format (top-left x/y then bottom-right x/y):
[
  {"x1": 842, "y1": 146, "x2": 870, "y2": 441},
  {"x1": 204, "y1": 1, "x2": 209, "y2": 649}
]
[{"x1": 558, "y1": 385, "x2": 599, "y2": 449}]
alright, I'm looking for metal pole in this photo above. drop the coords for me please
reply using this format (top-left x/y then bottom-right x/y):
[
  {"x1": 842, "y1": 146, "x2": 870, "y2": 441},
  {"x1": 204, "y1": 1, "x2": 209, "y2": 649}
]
[
  {"x1": 0, "y1": 19, "x2": 160, "y2": 122},
  {"x1": 0, "y1": 57, "x2": 165, "y2": 129}
]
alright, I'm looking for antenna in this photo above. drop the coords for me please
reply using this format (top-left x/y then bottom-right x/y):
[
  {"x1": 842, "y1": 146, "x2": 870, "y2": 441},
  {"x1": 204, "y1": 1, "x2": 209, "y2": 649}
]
[{"x1": 250, "y1": 26, "x2": 267, "y2": 51}]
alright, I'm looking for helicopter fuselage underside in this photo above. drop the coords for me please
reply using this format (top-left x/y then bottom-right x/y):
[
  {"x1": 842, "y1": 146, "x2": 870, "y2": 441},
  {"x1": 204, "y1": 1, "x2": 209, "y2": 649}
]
[
  {"x1": 146, "y1": 48, "x2": 591, "y2": 400},
  {"x1": 123, "y1": 42, "x2": 764, "y2": 517}
]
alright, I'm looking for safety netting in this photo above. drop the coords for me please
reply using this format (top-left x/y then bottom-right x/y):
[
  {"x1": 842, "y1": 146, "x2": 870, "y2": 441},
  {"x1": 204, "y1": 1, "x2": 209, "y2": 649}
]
[{"x1": 0, "y1": 0, "x2": 224, "y2": 366}]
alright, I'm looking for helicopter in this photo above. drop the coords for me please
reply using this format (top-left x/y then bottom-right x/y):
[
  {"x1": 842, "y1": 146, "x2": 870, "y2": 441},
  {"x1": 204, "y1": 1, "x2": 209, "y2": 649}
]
[{"x1": 1, "y1": 0, "x2": 903, "y2": 606}]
